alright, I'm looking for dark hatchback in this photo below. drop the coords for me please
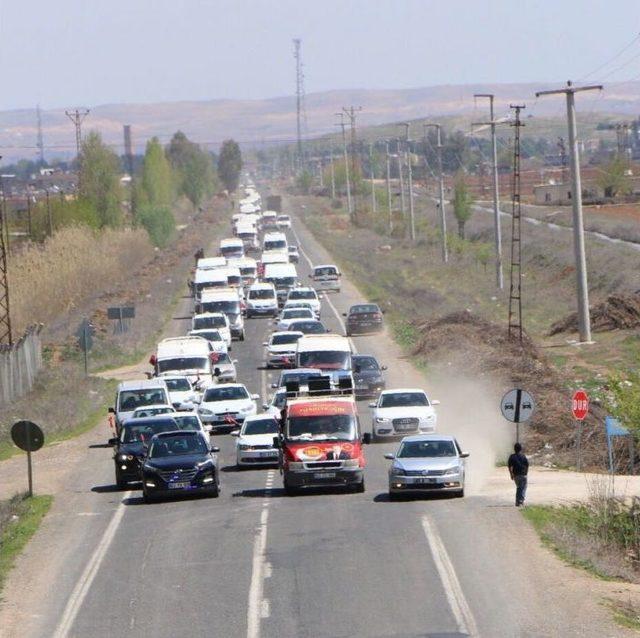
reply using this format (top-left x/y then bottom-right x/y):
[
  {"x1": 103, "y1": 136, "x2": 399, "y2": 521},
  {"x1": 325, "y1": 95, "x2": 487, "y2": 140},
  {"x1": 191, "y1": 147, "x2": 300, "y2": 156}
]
[
  {"x1": 287, "y1": 319, "x2": 329, "y2": 335},
  {"x1": 110, "y1": 415, "x2": 182, "y2": 488},
  {"x1": 343, "y1": 303, "x2": 384, "y2": 336},
  {"x1": 352, "y1": 354, "x2": 387, "y2": 399},
  {"x1": 141, "y1": 431, "x2": 220, "y2": 502}
]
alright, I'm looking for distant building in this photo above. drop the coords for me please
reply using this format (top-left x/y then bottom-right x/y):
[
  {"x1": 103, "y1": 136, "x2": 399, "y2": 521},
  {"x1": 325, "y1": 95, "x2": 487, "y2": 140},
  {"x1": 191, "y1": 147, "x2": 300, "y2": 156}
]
[{"x1": 533, "y1": 175, "x2": 640, "y2": 205}]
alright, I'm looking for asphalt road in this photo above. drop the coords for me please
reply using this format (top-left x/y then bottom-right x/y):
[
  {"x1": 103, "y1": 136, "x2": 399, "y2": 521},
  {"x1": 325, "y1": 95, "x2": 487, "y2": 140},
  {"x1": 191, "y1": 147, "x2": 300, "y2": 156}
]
[{"x1": 2, "y1": 205, "x2": 632, "y2": 638}]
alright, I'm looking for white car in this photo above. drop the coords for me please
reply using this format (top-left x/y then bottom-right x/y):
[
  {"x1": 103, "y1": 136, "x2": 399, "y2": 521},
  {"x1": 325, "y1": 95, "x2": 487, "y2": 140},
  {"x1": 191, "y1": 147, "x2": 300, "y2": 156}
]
[
  {"x1": 275, "y1": 307, "x2": 315, "y2": 331},
  {"x1": 232, "y1": 414, "x2": 280, "y2": 467},
  {"x1": 262, "y1": 388, "x2": 287, "y2": 419},
  {"x1": 210, "y1": 351, "x2": 238, "y2": 383},
  {"x1": 246, "y1": 282, "x2": 278, "y2": 318},
  {"x1": 263, "y1": 331, "x2": 304, "y2": 368},
  {"x1": 369, "y1": 389, "x2": 439, "y2": 440},
  {"x1": 161, "y1": 375, "x2": 198, "y2": 409},
  {"x1": 171, "y1": 410, "x2": 211, "y2": 437},
  {"x1": 192, "y1": 313, "x2": 232, "y2": 348},
  {"x1": 286, "y1": 287, "x2": 321, "y2": 318},
  {"x1": 188, "y1": 328, "x2": 229, "y2": 354},
  {"x1": 197, "y1": 383, "x2": 259, "y2": 431},
  {"x1": 276, "y1": 214, "x2": 292, "y2": 229}
]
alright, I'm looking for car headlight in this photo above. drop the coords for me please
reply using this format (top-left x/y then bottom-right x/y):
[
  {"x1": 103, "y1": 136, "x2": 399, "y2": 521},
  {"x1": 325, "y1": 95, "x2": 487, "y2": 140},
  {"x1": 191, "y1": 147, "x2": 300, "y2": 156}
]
[
  {"x1": 342, "y1": 458, "x2": 360, "y2": 468},
  {"x1": 118, "y1": 453, "x2": 134, "y2": 462},
  {"x1": 376, "y1": 417, "x2": 390, "y2": 423},
  {"x1": 425, "y1": 414, "x2": 435, "y2": 421},
  {"x1": 197, "y1": 460, "x2": 214, "y2": 468},
  {"x1": 443, "y1": 466, "x2": 460, "y2": 476},
  {"x1": 199, "y1": 408, "x2": 213, "y2": 416},
  {"x1": 391, "y1": 466, "x2": 406, "y2": 476}
]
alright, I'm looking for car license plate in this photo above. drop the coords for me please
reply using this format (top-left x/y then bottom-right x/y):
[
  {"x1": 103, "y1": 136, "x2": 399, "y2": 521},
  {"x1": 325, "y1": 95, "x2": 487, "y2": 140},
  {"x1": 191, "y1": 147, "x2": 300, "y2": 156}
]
[
  {"x1": 259, "y1": 451, "x2": 277, "y2": 458},
  {"x1": 168, "y1": 481, "x2": 190, "y2": 489},
  {"x1": 415, "y1": 478, "x2": 437, "y2": 484},
  {"x1": 314, "y1": 472, "x2": 336, "y2": 479}
]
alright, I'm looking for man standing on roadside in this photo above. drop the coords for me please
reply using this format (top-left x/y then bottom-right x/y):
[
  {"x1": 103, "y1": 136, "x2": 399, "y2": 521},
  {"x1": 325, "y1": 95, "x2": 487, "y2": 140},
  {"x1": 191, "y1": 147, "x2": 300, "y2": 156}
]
[{"x1": 508, "y1": 442, "x2": 529, "y2": 507}]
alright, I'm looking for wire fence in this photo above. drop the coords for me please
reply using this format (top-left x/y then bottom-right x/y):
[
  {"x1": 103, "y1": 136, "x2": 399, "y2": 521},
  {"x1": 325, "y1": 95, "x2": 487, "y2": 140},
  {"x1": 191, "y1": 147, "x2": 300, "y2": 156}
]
[{"x1": 0, "y1": 324, "x2": 44, "y2": 405}]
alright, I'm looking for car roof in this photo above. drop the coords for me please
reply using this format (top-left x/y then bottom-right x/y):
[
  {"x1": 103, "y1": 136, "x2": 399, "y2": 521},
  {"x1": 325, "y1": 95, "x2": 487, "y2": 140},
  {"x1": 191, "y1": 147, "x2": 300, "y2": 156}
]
[
  {"x1": 243, "y1": 414, "x2": 278, "y2": 423},
  {"x1": 399, "y1": 434, "x2": 456, "y2": 443},
  {"x1": 271, "y1": 331, "x2": 303, "y2": 338},
  {"x1": 280, "y1": 367, "x2": 321, "y2": 375},
  {"x1": 205, "y1": 382, "x2": 246, "y2": 389},
  {"x1": 123, "y1": 415, "x2": 178, "y2": 425},
  {"x1": 152, "y1": 430, "x2": 202, "y2": 439},
  {"x1": 133, "y1": 403, "x2": 174, "y2": 410},
  {"x1": 160, "y1": 374, "x2": 192, "y2": 380},
  {"x1": 314, "y1": 264, "x2": 338, "y2": 269},
  {"x1": 380, "y1": 388, "x2": 426, "y2": 395},
  {"x1": 117, "y1": 378, "x2": 168, "y2": 391},
  {"x1": 352, "y1": 354, "x2": 378, "y2": 361}
]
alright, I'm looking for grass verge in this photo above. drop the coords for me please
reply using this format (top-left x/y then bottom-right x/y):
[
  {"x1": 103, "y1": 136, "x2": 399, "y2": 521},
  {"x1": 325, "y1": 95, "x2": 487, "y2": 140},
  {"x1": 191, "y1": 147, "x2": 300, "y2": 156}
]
[{"x1": 0, "y1": 494, "x2": 53, "y2": 594}]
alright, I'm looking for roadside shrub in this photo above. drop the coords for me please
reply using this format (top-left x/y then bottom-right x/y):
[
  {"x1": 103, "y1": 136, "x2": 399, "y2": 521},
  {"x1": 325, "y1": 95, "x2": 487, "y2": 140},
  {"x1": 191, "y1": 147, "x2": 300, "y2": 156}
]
[{"x1": 135, "y1": 204, "x2": 175, "y2": 247}]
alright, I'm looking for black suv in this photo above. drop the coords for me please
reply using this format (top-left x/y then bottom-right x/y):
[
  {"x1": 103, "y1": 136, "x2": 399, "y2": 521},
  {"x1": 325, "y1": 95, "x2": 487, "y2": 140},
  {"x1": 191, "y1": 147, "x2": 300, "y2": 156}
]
[{"x1": 343, "y1": 303, "x2": 384, "y2": 336}]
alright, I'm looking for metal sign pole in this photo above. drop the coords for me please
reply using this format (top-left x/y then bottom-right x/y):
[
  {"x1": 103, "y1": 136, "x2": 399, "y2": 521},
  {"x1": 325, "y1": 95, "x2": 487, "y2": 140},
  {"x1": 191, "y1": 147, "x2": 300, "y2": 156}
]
[
  {"x1": 576, "y1": 420, "x2": 582, "y2": 471},
  {"x1": 83, "y1": 322, "x2": 89, "y2": 376},
  {"x1": 26, "y1": 426, "x2": 33, "y2": 497}
]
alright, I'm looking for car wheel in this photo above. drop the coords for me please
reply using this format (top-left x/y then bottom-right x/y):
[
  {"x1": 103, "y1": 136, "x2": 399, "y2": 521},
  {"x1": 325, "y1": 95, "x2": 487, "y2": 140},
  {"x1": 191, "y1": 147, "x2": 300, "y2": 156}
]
[
  {"x1": 454, "y1": 488, "x2": 465, "y2": 498},
  {"x1": 355, "y1": 480, "x2": 365, "y2": 493},
  {"x1": 345, "y1": 330, "x2": 351, "y2": 337},
  {"x1": 115, "y1": 467, "x2": 127, "y2": 489},
  {"x1": 240, "y1": 332, "x2": 245, "y2": 341},
  {"x1": 284, "y1": 479, "x2": 298, "y2": 496},
  {"x1": 371, "y1": 431, "x2": 379, "y2": 443},
  {"x1": 142, "y1": 490, "x2": 154, "y2": 504},
  {"x1": 388, "y1": 491, "x2": 399, "y2": 501},
  {"x1": 209, "y1": 485, "x2": 220, "y2": 498}
]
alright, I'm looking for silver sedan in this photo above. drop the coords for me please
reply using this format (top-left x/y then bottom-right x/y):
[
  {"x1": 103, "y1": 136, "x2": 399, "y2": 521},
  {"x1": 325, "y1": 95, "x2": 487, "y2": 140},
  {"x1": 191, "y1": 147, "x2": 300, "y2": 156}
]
[{"x1": 385, "y1": 434, "x2": 468, "y2": 499}]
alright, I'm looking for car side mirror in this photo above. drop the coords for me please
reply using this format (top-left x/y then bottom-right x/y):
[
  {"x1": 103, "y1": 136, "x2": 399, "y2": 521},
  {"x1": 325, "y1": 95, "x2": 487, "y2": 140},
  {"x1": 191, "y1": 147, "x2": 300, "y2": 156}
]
[
  {"x1": 262, "y1": 403, "x2": 269, "y2": 410},
  {"x1": 233, "y1": 359, "x2": 239, "y2": 364},
  {"x1": 108, "y1": 437, "x2": 118, "y2": 446},
  {"x1": 368, "y1": 402, "x2": 376, "y2": 409},
  {"x1": 230, "y1": 430, "x2": 240, "y2": 437},
  {"x1": 326, "y1": 329, "x2": 331, "y2": 333},
  {"x1": 211, "y1": 446, "x2": 220, "y2": 453},
  {"x1": 270, "y1": 383, "x2": 278, "y2": 389},
  {"x1": 354, "y1": 366, "x2": 361, "y2": 373},
  {"x1": 262, "y1": 342, "x2": 268, "y2": 346},
  {"x1": 432, "y1": 399, "x2": 441, "y2": 406},
  {"x1": 308, "y1": 274, "x2": 312, "y2": 278},
  {"x1": 362, "y1": 432, "x2": 371, "y2": 445},
  {"x1": 460, "y1": 452, "x2": 470, "y2": 459},
  {"x1": 342, "y1": 312, "x2": 347, "y2": 317},
  {"x1": 384, "y1": 453, "x2": 395, "y2": 460},
  {"x1": 251, "y1": 394, "x2": 260, "y2": 400},
  {"x1": 272, "y1": 436, "x2": 281, "y2": 448},
  {"x1": 381, "y1": 365, "x2": 388, "y2": 371},
  {"x1": 108, "y1": 407, "x2": 115, "y2": 414}
]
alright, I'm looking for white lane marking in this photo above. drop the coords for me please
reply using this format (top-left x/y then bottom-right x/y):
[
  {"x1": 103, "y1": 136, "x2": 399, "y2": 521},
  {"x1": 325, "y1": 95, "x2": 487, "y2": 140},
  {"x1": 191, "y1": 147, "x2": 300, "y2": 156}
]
[
  {"x1": 421, "y1": 516, "x2": 479, "y2": 637},
  {"x1": 247, "y1": 470, "x2": 275, "y2": 638},
  {"x1": 291, "y1": 223, "x2": 357, "y2": 353},
  {"x1": 53, "y1": 491, "x2": 132, "y2": 638}
]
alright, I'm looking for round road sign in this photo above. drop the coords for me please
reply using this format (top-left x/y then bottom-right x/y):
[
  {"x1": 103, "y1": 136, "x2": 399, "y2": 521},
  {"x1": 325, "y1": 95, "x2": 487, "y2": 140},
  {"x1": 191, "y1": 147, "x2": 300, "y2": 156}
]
[
  {"x1": 11, "y1": 421, "x2": 45, "y2": 452},
  {"x1": 572, "y1": 389, "x2": 589, "y2": 421},
  {"x1": 500, "y1": 388, "x2": 535, "y2": 423}
]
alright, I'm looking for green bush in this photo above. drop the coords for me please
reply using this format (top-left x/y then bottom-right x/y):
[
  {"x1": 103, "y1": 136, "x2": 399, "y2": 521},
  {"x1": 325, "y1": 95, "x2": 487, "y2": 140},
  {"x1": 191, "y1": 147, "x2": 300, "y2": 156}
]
[{"x1": 135, "y1": 204, "x2": 175, "y2": 247}]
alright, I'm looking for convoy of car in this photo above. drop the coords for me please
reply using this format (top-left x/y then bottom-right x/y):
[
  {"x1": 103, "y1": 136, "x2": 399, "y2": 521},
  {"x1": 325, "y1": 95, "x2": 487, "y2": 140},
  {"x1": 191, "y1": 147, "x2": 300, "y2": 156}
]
[{"x1": 107, "y1": 182, "x2": 468, "y2": 501}]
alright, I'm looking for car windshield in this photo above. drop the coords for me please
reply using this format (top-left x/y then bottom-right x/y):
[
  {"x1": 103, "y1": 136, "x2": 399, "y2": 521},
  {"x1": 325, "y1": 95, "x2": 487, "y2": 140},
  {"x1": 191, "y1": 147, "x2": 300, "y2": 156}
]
[
  {"x1": 193, "y1": 316, "x2": 226, "y2": 330},
  {"x1": 315, "y1": 267, "x2": 337, "y2": 277},
  {"x1": 290, "y1": 321, "x2": 325, "y2": 334},
  {"x1": 270, "y1": 277, "x2": 296, "y2": 287},
  {"x1": 272, "y1": 391, "x2": 287, "y2": 409},
  {"x1": 265, "y1": 240, "x2": 287, "y2": 250},
  {"x1": 172, "y1": 415, "x2": 201, "y2": 430},
  {"x1": 227, "y1": 275, "x2": 242, "y2": 286},
  {"x1": 221, "y1": 246, "x2": 243, "y2": 256},
  {"x1": 209, "y1": 352, "x2": 231, "y2": 365},
  {"x1": 283, "y1": 309, "x2": 312, "y2": 319},
  {"x1": 243, "y1": 419, "x2": 279, "y2": 435},
  {"x1": 351, "y1": 304, "x2": 379, "y2": 314},
  {"x1": 121, "y1": 419, "x2": 176, "y2": 443},
  {"x1": 119, "y1": 389, "x2": 168, "y2": 411},
  {"x1": 354, "y1": 356, "x2": 379, "y2": 371},
  {"x1": 380, "y1": 392, "x2": 429, "y2": 407},
  {"x1": 287, "y1": 414, "x2": 356, "y2": 441},
  {"x1": 165, "y1": 378, "x2": 191, "y2": 391},
  {"x1": 298, "y1": 351, "x2": 351, "y2": 370},
  {"x1": 204, "y1": 386, "x2": 249, "y2": 402},
  {"x1": 240, "y1": 267, "x2": 256, "y2": 276},
  {"x1": 249, "y1": 289, "x2": 275, "y2": 299},
  {"x1": 272, "y1": 334, "x2": 301, "y2": 345},
  {"x1": 192, "y1": 330, "x2": 222, "y2": 342},
  {"x1": 133, "y1": 407, "x2": 173, "y2": 417},
  {"x1": 201, "y1": 301, "x2": 240, "y2": 314},
  {"x1": 397, "y1": 440, "x2": 456, "y2": 458},
  {"x1": 289, "y1": 290, "x2": 315, "y2": 300},
  {"x1": 288, "y1": 246, "x2": 298, "y2": 253},
  {"x1": 149, "y1": 434, "x2": 208, "y2": 458},
  {"x1": 158, "y1": 357, "x2": 208, "y2": 373}
]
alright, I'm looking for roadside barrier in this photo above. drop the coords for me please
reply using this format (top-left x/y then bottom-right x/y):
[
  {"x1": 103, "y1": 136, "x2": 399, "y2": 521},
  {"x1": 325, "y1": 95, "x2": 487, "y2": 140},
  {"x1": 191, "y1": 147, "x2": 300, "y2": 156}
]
[{"x1": 0, "y1": 324, "x2": 44, "y2": 405}]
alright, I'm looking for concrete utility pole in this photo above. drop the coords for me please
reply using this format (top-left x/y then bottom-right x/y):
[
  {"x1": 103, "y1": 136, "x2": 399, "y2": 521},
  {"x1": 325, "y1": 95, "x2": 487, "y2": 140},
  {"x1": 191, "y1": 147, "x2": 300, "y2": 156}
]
[
  {"x1": 293, "y1": 38, "x2": 304, "y2": 171},
  {"x1": 396, "y1": 138, "x2": 405, "y2": 218},
  {"x1": 536, "y1": 81, "x2": 602, "y2": 343},
  {"x1": 0, "y1": 155, "x2": 10, "y2": 346},
  {"x1": 473, "y1": 93, "x2": 504, "y2": 289},
  {"x1": 336, "y1": 113, "x2": 352, "y2": 217},
  {"x1": 342, "y1": 106, "x2": 362, "y2": 223},
  {"x1": 329, "y1": 153, "x2": 336, "y2": 199},
  {"x1": 36, "y1": 104, "x2": 45, "y2": 166},
  {"x1": 399, "y1": 123, "x2": 415, "y2": 240},
  {"x1": 385, "y1": 141, "x2": 393, "y2": 233},
  {"x1": 369, "y1": 143, "x2": 377, "y2": 214},
  {"x1": 123, "y1": 125, "x2": 135, "y2": 215},
  {"x1": 424, "y1": 123, "x2": 448, "y2": 262}
]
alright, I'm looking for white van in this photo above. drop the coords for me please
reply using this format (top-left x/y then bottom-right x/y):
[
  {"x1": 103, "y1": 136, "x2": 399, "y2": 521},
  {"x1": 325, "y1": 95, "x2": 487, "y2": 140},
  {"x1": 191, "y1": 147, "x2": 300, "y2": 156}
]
[
  {"x1": 263, "y1": 262, "x2": 298, "y2": 306},
  {"x1": 295, "y1": 334, "x2": 353, "y2": 384},
  {"x1": 263, "y1": 231, "x2": 288, "y2": 254},
  {"x1": 110, "y1": 378, "x2": 171, "y2": 432},
  {"x1": 261, "y1": 211, "x2": 279, "y2": 231},
  {"x1": 310, "y1": 264, "x2": 342, "y2": 293},
  {"x1": 227, "y1": 257, "x2": 257, "y2": 285},
  {"x1": 154, "y1": 336, "x2": 213, "y2": 384},
  {"x1": 194, "y1": 268, "x2": 229, "y2": 299},
  {"x1": 219, "y1": 237, "x2": 245, "y2": 259},
  {"x1": 197, "y1": 256, "x2": 227, "y2": 271},
  {"x1": 236, "y1": 224, "x2": 259, "y2": 251},
  {"x1": 199, "y1": 289, "x2": 245, "y2": 340},
  {"x1": 246, "y1": 282, "x2": 278, "y2": 318}
]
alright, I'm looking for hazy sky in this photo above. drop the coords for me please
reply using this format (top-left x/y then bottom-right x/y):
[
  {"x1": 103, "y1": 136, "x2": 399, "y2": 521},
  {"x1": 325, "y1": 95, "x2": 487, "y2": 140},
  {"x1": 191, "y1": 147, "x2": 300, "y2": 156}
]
[{"x1": 0, "y1": 0, "x2": 637, "y2": 111}]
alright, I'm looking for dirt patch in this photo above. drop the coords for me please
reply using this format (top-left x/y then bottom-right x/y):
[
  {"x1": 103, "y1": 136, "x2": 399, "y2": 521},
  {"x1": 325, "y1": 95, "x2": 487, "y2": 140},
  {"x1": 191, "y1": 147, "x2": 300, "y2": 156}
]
[
  {"x1": 549, "y1": 292, "x2": 640, "y2": 335},
  {"x1": 410, "y1": 310, "x2": 608, "y2": 469}
]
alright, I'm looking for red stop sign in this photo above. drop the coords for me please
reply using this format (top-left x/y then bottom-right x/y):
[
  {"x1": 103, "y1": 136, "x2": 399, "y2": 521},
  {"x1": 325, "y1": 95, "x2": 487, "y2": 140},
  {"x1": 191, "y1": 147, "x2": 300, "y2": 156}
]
[{"x1": 572, "y1": 390, "x2": 589, "y2": 421}]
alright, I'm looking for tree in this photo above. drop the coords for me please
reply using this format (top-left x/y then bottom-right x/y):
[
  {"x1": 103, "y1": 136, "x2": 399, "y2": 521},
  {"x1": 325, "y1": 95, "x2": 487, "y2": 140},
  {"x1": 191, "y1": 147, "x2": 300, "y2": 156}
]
[
  {"x1": 140, "y1": 137, "x2": 173, "y2": 208},
  {"x1": 217, "y1": 139, "x2": 242, "y2": 192},
  {"x1": 597, "y1": 156, "x2": 631, "y2": 198},
  {"x1": 296, "y1": 169, "x2": 313, "y2": 194},
  {"x1": 78, "y1": 131, "x2": 122, "y2": 227},
  {"x1": 167, "y1": 132, "x2": 216, "y2": 207},
  {"x1": 452, "y1": 172, "x2": 474, "y2": 239}
]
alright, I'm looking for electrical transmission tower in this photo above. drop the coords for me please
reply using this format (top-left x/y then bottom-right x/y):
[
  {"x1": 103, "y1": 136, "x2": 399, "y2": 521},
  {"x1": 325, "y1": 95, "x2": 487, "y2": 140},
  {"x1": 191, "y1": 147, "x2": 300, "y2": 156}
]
[
  {"x1": 65, "y1": 108, "x2": 90, "y2": 160},
  {"x1": 293, "y1": 39, "x2": 305, "y2": 171},
  {"x1": 507, "y1": 105, "x2": 525, "y2": 342},
  {"x1": 342, "y1": 106, "x2": 361, "y2": 223},
  {"x1": 36, "y1": 104, "x2": 45, "y2": 166}
]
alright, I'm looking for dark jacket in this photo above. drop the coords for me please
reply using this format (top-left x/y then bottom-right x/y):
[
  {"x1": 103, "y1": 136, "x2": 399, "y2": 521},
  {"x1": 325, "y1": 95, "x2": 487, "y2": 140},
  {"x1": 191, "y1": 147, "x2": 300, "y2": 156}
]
[{"x1": 508, "y1": 452, "x2": 529, "y2": 476}]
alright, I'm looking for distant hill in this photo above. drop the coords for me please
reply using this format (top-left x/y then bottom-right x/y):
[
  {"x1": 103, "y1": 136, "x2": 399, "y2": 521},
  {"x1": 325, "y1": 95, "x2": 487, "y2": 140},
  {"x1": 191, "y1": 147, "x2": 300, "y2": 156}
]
[{"x1": 2, "y1": 82, "x2": 639, "y2": 161}]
